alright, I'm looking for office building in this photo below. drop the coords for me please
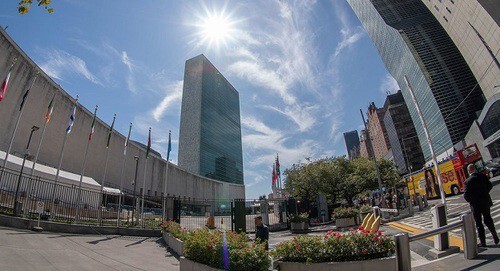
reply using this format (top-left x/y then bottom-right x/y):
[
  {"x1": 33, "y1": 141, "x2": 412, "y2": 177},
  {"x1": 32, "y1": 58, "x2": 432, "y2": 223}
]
[
  {"x1": 347, "y1": 0, "x2": 486, "y2": 161},
  {"x1": 383, "y1": 90, "x2": 425, "y2": 173},
  {"x1": 344, "y1": 130, "x2": 361, "y2": 159},
  {"x1": 178, "y1": 54, "x2": 244, "y2": 185},
  {"x1": 366, "y1": 102, "x2": 391, "y2": 159},
  {"x1": 421, "y1": 0, "x2": 499, "y2": 160}
]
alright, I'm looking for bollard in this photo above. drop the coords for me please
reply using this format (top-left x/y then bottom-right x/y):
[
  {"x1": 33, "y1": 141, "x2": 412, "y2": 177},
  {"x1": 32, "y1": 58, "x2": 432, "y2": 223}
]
[
  {"x1": 461, "y1": 212, "x2": 478, "y2": 260},
  {"x1": 423, "y1": 195, "x2": 428, "y2": 208},
  {"x1": 407, "y1": 199, "x2": 414, "y2": 216},
  {"x1": 417, "y1": 195, "x2": 423, "y2": 211},
  {"x1": 431, "y1": 204, "x2": 449, "y2": 251},
  {"x1": 394, "y1": 232, "x2": 411, "y2": 271},
  {"x1": 373, "y1": 206, "x2": 380, "y2": 218}
]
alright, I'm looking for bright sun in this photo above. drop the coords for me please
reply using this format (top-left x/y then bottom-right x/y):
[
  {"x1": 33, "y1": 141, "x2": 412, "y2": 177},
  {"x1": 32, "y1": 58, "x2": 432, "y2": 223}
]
[{"x1": 197, "y1": 11, "x2": 237, "y2": 48}]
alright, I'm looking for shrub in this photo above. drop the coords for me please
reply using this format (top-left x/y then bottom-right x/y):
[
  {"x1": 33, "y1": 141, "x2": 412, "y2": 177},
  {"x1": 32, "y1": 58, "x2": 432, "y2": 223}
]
[
  {"x1": 160, "y1": 220, "x2": 189, "y2": 241},
  {"x1": 184, "y1": 228, "x2": 270, "y2": 271},
  {"x1": 332, "y1": 207, "x2": 359, "y2": 219},
  {"x1": 272, "y1": 229, "x2": 395, "y2": 263},
  {"x1": 289, "y1": 212, "x2": 309, "y2": 223},
  {"x1": 360, "y1": 205, "x2": 372, "y2": 213}
]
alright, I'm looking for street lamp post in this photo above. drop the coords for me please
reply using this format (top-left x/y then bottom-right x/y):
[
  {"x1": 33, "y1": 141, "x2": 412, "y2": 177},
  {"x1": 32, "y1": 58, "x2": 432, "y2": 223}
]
[
  {"x1": 13, "y1": 126, "x2": 39, "y2": 216},
  {"x1": 131, "y1": 156, "x2": 139, "y2": 226}
]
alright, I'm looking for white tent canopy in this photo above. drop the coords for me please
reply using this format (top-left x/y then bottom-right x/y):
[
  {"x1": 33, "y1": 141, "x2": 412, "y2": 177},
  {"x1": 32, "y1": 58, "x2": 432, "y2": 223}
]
[{"x1": 0, "y1": 150, "x2": 121, "y2": 195}]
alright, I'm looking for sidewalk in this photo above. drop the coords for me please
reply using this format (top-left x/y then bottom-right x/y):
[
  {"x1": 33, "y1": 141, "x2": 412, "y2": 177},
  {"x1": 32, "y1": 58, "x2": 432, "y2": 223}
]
[{"x1": 413, "y1": 246, "x2": 500, "y2": 271}]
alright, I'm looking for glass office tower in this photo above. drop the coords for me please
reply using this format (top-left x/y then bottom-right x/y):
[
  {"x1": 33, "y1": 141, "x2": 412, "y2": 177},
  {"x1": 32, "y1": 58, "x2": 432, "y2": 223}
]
[
  {"x1": 347, "y1": 0, "x2": 485, "y2": 161},
  {"x1": 344, "y1": 130, "x2": 361, "y2": 159},
  {"x1": 178, "y1": 54, "x2": 244, "y2": 185}
]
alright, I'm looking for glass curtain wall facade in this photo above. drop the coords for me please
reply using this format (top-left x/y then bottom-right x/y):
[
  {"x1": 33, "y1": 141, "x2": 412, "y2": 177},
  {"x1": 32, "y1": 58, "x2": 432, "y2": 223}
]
[
  {"x1": 178, "y1": 54, "x2": 244, "y2": 185},
  {"x1": 344, "y1": 130, "x2": 361, "y2": 159},
  {"x1": 383, "y1": 91, "x2": 425, "y2": 173},
  {"x1": 347, "y1": 0, "x2": 485, "y2": 161}
]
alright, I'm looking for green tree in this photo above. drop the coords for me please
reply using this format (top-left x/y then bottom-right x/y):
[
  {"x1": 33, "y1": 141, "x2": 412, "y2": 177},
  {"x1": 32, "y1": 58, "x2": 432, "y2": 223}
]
[{"x1": 18, "y1": 0, "x2": 54, "y2": 15}]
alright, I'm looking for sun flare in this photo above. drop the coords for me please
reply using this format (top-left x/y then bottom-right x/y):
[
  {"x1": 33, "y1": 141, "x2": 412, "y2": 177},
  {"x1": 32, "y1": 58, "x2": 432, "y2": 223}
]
[{"x1": 197, "y1": 11, "x2": 237, "y2": 48}]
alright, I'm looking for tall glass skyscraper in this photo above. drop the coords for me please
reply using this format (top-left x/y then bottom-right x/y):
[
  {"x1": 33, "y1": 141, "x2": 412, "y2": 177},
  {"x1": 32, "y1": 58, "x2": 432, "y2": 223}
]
[
  {"x1": 347, "y1": 0, "x2": 485, "y2": 161},
  {"x1": 178, "y1": 54, "x2": 244, "y2": 185},
  {"x1": 343, "y1": 130, "x2": 361, "y2": 159}
]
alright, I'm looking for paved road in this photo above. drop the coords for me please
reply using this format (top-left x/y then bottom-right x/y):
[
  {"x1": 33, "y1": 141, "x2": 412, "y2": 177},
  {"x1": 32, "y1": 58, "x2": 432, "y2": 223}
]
[
  {"x1": 0, "y1": 226, "x2": 179, "y2": 271},
  {"x1": 408, "y1": 179, "x2": 500, "y2": 245}
]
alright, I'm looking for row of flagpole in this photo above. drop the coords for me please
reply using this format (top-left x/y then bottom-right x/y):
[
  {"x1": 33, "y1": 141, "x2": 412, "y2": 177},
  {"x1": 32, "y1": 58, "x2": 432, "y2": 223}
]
[{"x1": 1, "y1": 59, "x2": 173, "y2": 225}]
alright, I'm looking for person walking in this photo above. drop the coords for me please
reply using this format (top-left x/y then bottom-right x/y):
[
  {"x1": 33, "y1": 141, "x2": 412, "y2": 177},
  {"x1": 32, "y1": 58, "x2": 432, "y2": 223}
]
[
  {"x1": 464, "y1": 164, "x2": 499, "y2": 247},
  {"x1": 254, "y1": 216, "x2": 269, "y2": 250}
]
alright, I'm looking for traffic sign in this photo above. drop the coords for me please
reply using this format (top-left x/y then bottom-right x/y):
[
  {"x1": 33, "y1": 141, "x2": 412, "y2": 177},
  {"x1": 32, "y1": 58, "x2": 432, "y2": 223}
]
[{"x1": 36, "y1": 201, "x2": 44, "y2": 214}]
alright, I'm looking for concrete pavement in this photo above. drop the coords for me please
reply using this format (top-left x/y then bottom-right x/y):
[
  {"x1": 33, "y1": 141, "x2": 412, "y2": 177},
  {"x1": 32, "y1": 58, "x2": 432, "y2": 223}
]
[{"x1": 0, "y1": 226, "x2": 179, "y2": 271}]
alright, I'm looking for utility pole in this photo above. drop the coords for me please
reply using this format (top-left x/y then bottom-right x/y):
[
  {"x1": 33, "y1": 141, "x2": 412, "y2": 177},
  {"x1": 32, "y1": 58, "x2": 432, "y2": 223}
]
[{"x1": 404, "y1": 76, "x2": 446, "y2": 204}]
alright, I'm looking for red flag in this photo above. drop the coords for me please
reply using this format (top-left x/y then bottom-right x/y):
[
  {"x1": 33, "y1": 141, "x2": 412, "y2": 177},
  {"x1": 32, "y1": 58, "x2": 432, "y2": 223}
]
[{"x1": 0, "y1": 62, "x2": 15, "y2": 102}]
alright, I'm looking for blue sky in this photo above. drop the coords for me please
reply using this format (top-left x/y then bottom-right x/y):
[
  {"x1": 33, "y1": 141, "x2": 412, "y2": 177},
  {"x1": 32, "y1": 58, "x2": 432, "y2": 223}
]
[{"x1": 0, "y1": 0, "x2": 399, "y2": 199}]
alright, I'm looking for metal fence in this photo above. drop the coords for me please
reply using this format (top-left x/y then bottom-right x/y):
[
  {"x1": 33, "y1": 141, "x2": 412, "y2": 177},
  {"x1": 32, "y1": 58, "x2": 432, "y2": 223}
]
[
  {"x1": 0, "y1": 167, "x2": 162, "y2": 229},
  {"x1": 171, "y1": 197, "x2": 288, "y2": 233}
]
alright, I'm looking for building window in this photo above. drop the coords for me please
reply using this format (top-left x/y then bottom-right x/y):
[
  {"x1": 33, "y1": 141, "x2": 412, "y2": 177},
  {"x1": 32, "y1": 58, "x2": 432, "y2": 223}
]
[
  {"x1": 434, "y1": 5, "x2": 440, "y2": 11},
  {"x1": 450, "y1": 0, "x2": 455, "y2": 4},
  {"x1": 443, "y1": 16, "x2": 448, "y2": 22}
]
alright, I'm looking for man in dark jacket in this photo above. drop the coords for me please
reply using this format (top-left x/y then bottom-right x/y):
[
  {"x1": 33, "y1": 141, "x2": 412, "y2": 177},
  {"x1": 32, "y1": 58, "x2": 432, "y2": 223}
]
[
  {"x1": 464, "y1": 164, "x2": 499, "y2": 247},
  {"x1": 255, "y1": 216, "x2": 269, "y2": 250}
]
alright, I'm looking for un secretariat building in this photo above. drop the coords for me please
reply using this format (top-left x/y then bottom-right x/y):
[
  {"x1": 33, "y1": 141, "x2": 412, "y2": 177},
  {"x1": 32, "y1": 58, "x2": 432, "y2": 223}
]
[{"x1": 178, "y1": 55, "x2": 244, "y2": 186}]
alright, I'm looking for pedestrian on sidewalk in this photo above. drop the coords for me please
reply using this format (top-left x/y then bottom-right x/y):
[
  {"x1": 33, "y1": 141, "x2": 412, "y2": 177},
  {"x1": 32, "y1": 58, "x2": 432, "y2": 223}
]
[
  {"x1": 254, "y1": 216, "x2": 269, "y2": 250},
  {"x1": 464, "y1": 164, "x2": 499, "y2": 247}
]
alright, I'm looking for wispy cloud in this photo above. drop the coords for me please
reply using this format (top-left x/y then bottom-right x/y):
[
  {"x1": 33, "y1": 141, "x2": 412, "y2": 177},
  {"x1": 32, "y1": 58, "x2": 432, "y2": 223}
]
[
  {"x1": 121, "y1": 51, "x2": 137, "y2": 93},
  {"x1": 241, "y1": 116, "x2": 319, "y2": 167},
  {"x1": 332, "y1": 1, "x2": 364, "y2": 59},
  {"x1": 379, "y1": 73, "x2": 399, "y2": 94},
  {"x1": 39, "y1": 49, "x2": 102, "y2": 85},
  {"x1": 152, "y1": 80, "x2": 183, "y2": 122}
]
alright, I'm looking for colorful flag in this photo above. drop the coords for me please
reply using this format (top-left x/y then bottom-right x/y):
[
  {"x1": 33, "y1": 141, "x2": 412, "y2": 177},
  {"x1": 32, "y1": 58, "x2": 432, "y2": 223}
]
[
  {"x1": 45, "y1": 96, "x2": 55, "y2": 124},
  {"x1": 0, "y1": 62, "x2": 15, "y2": 102},
  {"x1": 20, "y1": 74, "x2": 38, "y2": 111},
  {"x1": 66, "y1": 102, "x2": 77, "y2": 133},
  {"x1": 166, "y1": 130, "x2": 172, "y2": 161},
  {"x1": 106, "y1": 114, "x2": 116, "y2": 148},
  {"x1": 88, "y1": 106, "x2": 97, "y2": 141},
  {"x1": 146, "y1": 127, "x2": 151, "y2": 159},
  {"x1": 276, "y1": 154, "x2": 281, "y2": 177},
  {"x1": 124, "y1": 123, "x2": 132, "y2": 155}
]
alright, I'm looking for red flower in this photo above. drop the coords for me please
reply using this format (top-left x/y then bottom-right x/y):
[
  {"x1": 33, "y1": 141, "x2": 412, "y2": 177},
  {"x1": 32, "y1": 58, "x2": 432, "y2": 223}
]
[
  {"x1": 358, "y1": 226, "x2": 364, "y2": 231},
  {"x1": 362, "y1": 249, "x2": 367, "y2": 254},
  {"x1": 295, "y1": 246, "x2": 300, "y2": 251}
]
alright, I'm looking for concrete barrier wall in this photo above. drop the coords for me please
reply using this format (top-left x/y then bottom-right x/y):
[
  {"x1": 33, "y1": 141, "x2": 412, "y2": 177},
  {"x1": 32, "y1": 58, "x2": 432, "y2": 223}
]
[{"x1": 0, "y1": 28, "x2": 244, "y2": 200}]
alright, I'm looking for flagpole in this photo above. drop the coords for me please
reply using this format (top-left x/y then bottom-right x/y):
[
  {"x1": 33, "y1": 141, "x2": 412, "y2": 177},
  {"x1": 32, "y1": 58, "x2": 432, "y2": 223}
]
[
  {"x1": 117, "y1": 122, "x2": 132, "y2": 227},
  {"x1": 98, "y1": 113, "x2": 116, "y2": 225},
  {"x1": 50, "y1": 95, "x2": 78, "y2": 216},
  {"x1": 141, "y1": 127, "x2": 151, "y2": 228},
  {"x1": 75, "y1": 105, "x2": 98, "y2": 222},
  {"x1": 162, "y1": 130, "x2": 171, "y2": 221},
  {"x1": 0, "y1": 71, "x2": 38, "y2": 182},
  {"x1": 162, "y1": 160, "x2": 169, "y2": 221},
  {"x1": 141, "y1": 158, "x2": 148, "y2": 228},
  {"x1": 29, "y1": 93, "x2": 56, "y2": 177}
]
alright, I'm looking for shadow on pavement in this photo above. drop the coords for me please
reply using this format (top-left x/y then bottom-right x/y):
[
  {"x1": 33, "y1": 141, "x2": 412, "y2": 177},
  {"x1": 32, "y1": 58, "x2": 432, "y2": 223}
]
[
  {"x1": 87, "y1": 236, "x2": 119, "y2": 244},
  {"x1": 460, "y1": 253, "x2": 500, "y2": 270}
]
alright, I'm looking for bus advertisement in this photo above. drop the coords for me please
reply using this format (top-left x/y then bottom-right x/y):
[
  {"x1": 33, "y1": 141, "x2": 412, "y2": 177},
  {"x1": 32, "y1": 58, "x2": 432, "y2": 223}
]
[{"x1": 403, "y1": 144, "x2": 485, "y2": 199}]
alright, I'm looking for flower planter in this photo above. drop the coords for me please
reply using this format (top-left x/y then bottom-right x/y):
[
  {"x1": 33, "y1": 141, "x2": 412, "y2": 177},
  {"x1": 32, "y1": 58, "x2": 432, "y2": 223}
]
[
  {"x1": 180, "y1": 257, "x2": 224, "y2": 271},
  {"x1": 290, "y1": 222, "x2": 308, "y2": 233},
  {"x1": 163, "y1": 232, "x2": 185, "y2": 256},
  {"x1": 335, "y1": 217, "x2": 356, "y2": 228},
  {"x1": 275, "y1": 256, "x2": 396, "y2": 271}
]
